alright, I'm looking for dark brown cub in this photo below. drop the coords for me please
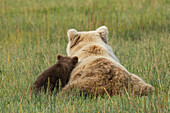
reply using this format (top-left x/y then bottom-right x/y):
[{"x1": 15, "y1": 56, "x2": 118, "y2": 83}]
[{"x1": 31, "y1": 55, "x2": 78, "y2": 93}]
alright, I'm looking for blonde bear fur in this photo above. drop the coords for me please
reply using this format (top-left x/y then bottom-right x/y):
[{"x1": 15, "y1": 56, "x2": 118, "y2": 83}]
[{"x1": 61, "y1": 26, "x2": 154, "y2": 96}]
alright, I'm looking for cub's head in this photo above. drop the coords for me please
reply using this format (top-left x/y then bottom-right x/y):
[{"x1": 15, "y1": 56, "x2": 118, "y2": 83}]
[
  {"x1": 66, "y1": 26, "x2": 109, "y2": 56},
  {"x1": 57, "y1": 55, "x2": 78, "y2": 70}
]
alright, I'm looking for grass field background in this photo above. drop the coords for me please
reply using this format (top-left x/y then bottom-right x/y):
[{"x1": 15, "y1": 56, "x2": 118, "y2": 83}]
[{"x1": 0, "y1": 0, "x2": 169, "y2": 112}]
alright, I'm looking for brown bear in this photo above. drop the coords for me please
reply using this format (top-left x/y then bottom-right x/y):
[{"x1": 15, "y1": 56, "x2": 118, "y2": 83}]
[
  {"x1": 31, "y1": 55, "x2": 78, "y2": 93},
  {"x1": 60, "y1": 26, "x2": 155, "y2": 97}
]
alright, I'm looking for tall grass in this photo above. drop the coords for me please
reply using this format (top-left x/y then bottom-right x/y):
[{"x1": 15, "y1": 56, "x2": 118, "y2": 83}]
[{"x1": 0, "y1": 0, "x2": 169, "y2": 112}]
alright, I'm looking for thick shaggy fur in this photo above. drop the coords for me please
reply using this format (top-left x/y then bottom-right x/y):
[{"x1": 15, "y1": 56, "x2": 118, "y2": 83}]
[
  {"x1": 61, "y1": 26, "x2": 154, "y2": 97},
  {"x1": 31, "y1": 55, "x2": 78, "y2": 93}
]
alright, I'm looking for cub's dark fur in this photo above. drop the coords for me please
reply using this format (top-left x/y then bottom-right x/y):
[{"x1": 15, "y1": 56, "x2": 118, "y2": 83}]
[{"x1": 31, "y1": 55, "x2": 78, "y2": 93}]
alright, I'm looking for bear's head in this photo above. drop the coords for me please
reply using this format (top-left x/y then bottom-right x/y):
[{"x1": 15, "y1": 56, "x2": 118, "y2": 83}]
[
  {"x1": 57, "y1": 55, "x2": 78, "y2": 69},
  {"x1": 66, "y1": 26, "x2": 109, "y2": 56}
]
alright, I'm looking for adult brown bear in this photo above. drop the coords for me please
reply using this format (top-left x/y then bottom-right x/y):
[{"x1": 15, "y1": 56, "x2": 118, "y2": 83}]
[{"x1": 61, "y1": 26, "x2": 154, "y2": 97}]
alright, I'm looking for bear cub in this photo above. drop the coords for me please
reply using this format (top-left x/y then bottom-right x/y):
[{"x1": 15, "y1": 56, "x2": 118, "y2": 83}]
[{"x1": 31, "y1": 55, "x2": 78, "y2": 93}]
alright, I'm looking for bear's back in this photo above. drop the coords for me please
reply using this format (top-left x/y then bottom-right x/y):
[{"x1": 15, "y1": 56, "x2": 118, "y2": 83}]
[{"x1": 69, "y1": 56, "x2": 128, "y2": 83}]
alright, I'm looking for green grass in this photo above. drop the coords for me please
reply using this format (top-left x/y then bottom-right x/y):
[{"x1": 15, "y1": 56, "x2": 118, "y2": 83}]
[{"x1": 0, "y1": 0, "x2": 169, "y2": 112}]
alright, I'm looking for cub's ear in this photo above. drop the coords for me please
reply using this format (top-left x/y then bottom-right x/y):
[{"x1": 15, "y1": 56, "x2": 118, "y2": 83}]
[
  {"x1": 72, "y1": 56, "x2": 78, "y2": 64},
  {"x1": 96, "y1": 26, "x2": 108, "y2": 43},
  {"x1": 67, "y1": 29, "x2": 78, "y2": 41},
  {"x1": 57, "y1": 55, "x2": 64, "y2": 60}
]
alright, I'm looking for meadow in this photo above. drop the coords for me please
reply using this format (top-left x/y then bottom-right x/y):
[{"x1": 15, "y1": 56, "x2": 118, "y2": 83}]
[{"x1": 0, "y1": 0, "x2": 169, "y2": 112}]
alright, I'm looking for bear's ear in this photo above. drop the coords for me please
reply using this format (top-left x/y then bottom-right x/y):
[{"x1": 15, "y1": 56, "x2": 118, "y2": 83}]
[
  {"x1": 72, "y1": 56, "x2": 78, "y2": 64},
  {"x1": 96, "y1": 26, "x2": 108, "y2": 43},
  {"x1": 67, "y1": 29, "x2": 78, "y2": 41},
  {"x1": 57, "y1": 55, "x2": 64, "y2": 60}
]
